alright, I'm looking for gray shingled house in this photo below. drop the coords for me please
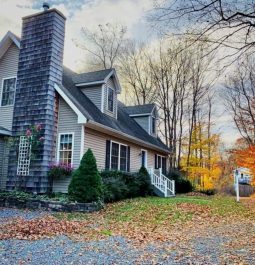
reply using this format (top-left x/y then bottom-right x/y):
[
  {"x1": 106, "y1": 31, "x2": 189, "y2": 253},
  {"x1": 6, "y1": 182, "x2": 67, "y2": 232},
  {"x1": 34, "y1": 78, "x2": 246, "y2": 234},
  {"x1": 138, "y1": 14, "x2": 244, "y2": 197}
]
[{"x1": 0, "y1": 5, "x2": 174, "y2": 197}]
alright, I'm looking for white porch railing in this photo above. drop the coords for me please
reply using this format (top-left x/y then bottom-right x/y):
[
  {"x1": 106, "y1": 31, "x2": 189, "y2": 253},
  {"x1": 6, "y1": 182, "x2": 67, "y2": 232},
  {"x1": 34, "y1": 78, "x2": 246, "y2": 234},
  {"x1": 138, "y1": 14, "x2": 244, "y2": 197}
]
[{"x1": 149, "y1": 168, "x2": 175, "y2": 197}]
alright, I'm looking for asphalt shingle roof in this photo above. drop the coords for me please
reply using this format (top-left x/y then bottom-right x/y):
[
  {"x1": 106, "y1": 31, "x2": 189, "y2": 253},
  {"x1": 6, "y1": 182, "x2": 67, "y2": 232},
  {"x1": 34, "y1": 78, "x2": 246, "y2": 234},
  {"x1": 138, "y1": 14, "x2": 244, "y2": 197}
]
[
  {"x1": 0, "y1": 126, "x2": 12, "y2": 136},
  {"x1": 61, "y1": 67, "x2": 170, "y2": 153},
  {"x1": 72, "y1": 69, "x2": 113, "y2": 84},
  {"x1": 123, "y1": 104, "x2": 156, "y2": 115}
]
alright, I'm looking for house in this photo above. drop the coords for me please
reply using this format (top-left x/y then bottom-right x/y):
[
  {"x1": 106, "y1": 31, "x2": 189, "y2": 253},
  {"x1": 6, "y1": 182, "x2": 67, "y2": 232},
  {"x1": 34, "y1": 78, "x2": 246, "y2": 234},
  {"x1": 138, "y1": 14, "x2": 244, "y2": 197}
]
[
  {"x1": 233, "y1": 167, "x2": 252, "y2": 185},
  {"x1": 0, "y1": 4, "x2": 174, "y2": 197}
]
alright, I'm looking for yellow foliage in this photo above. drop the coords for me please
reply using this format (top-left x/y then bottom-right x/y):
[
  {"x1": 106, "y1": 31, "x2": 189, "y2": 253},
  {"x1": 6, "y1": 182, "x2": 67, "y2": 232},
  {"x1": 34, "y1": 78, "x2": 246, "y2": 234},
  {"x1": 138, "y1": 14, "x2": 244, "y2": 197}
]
[{"x1": 181, "y1": 123, "x2": 222, "y2": 190}]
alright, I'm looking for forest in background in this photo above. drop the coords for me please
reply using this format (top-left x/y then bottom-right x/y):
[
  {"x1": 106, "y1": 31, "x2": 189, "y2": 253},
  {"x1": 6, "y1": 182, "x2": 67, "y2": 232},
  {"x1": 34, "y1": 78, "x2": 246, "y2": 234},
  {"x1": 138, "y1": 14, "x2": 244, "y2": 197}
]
[{"x1": 74, "y1": 0, "x2": 255, "y2": 191}]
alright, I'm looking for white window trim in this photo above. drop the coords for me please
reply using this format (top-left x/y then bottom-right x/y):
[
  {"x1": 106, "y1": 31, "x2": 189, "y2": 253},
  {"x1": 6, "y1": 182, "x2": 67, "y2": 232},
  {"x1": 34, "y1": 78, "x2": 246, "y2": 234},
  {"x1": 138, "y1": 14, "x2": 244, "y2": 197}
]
[
  {"x1": 155, "y1": 154, "x2": 166, "y2": 169},
  {"x1": 109, "y1": 140, "x2": 128, "y2": 171},
  {"x1": 141, "y1": 149, "x2": 148, "y2": 168},
  {"x1": 101, "y1": 85, "x2": 104, "y2": 112},
  {"x1": 80, "y1": 126, "x2": 85, "y2": 160},
  {"x1": 148, "y1": 116, "x2": 151, "y2": 134},
  {"x1": 0, "y1": 76, "x2": 17, "y2": 107},
  {"x1": 57, "y1": 132, "x2": 75, "y2": 165},
  {"x1": 107, "y1": 87, "x2": 114, "y2": 113}
]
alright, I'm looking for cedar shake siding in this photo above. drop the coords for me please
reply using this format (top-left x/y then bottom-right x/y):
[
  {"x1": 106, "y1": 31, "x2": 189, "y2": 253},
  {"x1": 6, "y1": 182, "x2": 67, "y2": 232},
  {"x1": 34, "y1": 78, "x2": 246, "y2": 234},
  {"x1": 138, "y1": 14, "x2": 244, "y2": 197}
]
[
  {"x1": 0, "y1": 137, "x2": 9, "y2": 190},
  {"x1": 7, "y1": 9, "x2": 66, "y2": 193},
  {"x1": 0, "y1": 43, "x2": 19, "y2": 131}
]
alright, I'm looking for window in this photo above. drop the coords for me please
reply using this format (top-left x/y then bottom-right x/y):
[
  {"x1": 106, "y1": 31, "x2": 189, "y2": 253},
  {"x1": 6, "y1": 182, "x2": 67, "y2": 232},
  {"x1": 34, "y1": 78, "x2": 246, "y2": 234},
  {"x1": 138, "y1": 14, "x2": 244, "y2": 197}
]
[
  {"x1": 58, "y1": 133, "x2": 73, "y2": 164},
  {"x1": 17, "y1": 136, "x2": 31, "y2": 176},
  {"x1": 152, "y1": 117, "x2": 156, "y2": 134},
  {"x1": 107, "y1": 87, "x2": 114, "y2": 112},
  {"x1": 110, "y1": 141, "x2": 128, "y2": 171},
  {"x1": 1, "y1": 77, "x2": 16, "y2": 106},
  {"x1": 111, "y1": 142, "x2": 119, "y2": 170}
]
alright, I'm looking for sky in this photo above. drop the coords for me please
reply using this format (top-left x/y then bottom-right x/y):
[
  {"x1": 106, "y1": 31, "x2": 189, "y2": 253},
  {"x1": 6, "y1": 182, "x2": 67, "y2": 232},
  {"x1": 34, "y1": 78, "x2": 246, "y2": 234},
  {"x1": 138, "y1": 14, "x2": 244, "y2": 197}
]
[
  {"x1": 0, "y1": 0, "x2": 240, "y2": 146},
  {"x1": 0, "y1": 0, "x2": 154, "y2": 70}
]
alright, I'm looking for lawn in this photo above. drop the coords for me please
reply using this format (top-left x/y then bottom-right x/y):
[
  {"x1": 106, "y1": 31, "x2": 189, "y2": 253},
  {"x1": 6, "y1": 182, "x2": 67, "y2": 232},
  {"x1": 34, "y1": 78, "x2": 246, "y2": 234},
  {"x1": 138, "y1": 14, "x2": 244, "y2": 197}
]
[{"x1": 1, "y1": 195, "x2": 255, "y2": 264}]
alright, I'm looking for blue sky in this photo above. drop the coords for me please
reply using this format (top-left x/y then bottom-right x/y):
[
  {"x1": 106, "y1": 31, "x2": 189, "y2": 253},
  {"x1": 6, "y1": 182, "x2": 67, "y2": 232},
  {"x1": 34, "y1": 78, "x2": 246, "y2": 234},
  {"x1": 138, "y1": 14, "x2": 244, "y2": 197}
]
[{"x1": 0, "y1": 0, "x2": 240, "y2": 146}]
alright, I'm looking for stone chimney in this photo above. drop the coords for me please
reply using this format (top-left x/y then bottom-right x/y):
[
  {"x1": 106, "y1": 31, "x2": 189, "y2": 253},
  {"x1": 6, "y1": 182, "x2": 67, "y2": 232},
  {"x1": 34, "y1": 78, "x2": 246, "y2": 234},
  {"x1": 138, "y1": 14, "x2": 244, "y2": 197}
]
[{"x1": 7, "y1": 5, "x2": 66, "y2": 193}]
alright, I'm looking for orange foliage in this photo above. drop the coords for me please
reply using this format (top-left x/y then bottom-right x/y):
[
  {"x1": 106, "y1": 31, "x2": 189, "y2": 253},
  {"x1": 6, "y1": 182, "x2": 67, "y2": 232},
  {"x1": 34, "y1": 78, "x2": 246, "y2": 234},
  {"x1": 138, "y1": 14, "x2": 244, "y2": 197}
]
[{"x1": 234, "y1": 145, "x2": 255, "y2": 185}]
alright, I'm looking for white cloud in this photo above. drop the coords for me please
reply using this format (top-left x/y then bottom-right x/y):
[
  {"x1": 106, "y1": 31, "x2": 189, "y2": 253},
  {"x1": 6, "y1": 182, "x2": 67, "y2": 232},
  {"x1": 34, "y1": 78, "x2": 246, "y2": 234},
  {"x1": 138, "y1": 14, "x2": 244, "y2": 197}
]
[{"x1": 0, "y1": 0, "x2": 153, "y2": 70}]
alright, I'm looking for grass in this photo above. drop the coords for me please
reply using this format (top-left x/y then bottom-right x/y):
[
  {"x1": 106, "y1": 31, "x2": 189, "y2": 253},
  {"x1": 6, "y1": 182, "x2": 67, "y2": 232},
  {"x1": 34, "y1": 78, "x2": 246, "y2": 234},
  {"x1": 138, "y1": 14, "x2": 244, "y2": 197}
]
[{"x1": 55, "y1": 195, "x2": 253, "y2": 225}]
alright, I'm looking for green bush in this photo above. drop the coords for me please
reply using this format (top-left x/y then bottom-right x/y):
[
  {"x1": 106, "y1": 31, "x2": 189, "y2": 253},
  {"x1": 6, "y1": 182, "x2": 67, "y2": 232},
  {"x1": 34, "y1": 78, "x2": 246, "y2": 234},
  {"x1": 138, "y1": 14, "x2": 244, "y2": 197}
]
[
  {"x1": 102, "y1": 177, "x2": 129, "y2": 202},
  {"x1": 101, "y1": 170, "x2": 129, "y2": 202},
  {"x1": 167, "y1": 169, "x2": 193, "y2": 194},
  {"x1": 68, "y1": 149, "x2": 103, "y2": 203},
  {"x1": 101, "y1": 167, "x2": 153, "y2": 202},
  {"x1": 136, "y1": 166, "x2": 153, "y2": 196}
]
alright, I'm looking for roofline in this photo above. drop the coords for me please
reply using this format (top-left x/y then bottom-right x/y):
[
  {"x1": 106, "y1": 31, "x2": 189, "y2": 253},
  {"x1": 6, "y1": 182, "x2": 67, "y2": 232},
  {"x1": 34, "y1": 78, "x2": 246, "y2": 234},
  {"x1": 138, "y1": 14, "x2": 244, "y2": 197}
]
[
  {"x1": 129, "y1": 113, "x2": 152, "y2": 117},
  {"x1": 86, "y1": 120, "x2": 171, "y2": 154},
  {"x1": 0, "y1": 129, "x2": 12, "y2": 136},
  {"x1": 124, "y1": 104, "x2": 158, "y2": 117},
  {"x1": 0, "y1": 31, "x2": 20, "y2": 60},
  {"x1": 76, "y1": 80, "x2": 105, "y2": 87},
  {"x1": 22, "y1": 8, "x2": 66, "y2": 20},
  {"x1": 54, "y1": 83, "x2": 87, "y2": 124}
]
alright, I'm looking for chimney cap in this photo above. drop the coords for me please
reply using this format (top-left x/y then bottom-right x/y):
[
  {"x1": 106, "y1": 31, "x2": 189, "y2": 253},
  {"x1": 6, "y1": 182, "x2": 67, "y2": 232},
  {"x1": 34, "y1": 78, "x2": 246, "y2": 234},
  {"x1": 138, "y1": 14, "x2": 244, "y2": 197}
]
[{"x1": 43, "y1": 2, "x2": 50, "y2": 11}]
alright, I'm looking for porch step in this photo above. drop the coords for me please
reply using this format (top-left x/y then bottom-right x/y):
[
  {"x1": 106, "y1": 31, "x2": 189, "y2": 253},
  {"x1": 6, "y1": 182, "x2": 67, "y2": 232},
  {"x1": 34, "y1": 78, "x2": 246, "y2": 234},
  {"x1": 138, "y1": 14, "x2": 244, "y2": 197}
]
[{"x1": 149, "y1": 168, "x2": 175, "y2": 198}]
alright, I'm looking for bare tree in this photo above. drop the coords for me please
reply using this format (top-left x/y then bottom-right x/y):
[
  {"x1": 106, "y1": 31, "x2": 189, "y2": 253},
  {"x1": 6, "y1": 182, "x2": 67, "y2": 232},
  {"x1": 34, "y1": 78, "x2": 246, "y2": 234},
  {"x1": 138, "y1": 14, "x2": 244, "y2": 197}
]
[
  {"x1": 151, "y1": 0, "x2": 255, "y2": 61},
  {"x1": 224, "y1": 56, "x2": 255, "y2": 144},
  {"x1": 119, "y1": 41, "x2": 156, "y2": 105},
  {"x1": 77, "y1": 23, "x2": 127, "y2": 70}
]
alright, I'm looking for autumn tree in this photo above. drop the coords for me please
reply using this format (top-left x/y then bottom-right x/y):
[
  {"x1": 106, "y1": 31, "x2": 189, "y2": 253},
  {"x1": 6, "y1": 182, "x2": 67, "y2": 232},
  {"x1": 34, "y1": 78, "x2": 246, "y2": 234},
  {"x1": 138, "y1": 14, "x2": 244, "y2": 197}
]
[{"x1": 181, "y1": 123, "x2": 222, "y2": 190}]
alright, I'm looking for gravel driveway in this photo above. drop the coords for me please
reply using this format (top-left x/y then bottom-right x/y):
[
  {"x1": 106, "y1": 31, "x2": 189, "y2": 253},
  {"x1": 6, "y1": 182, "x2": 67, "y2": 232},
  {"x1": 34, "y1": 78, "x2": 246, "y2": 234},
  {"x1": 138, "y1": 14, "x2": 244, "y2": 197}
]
[{"x1": 0, "y1": 208, "x2": 254, "y2": 265}]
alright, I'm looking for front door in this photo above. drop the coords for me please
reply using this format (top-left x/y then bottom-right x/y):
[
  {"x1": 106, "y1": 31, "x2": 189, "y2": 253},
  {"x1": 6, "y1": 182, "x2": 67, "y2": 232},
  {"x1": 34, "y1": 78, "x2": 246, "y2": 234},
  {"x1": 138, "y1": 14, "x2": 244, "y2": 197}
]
[{"x1": 141, "y1": 150, "x2": 147, "y2": 168}]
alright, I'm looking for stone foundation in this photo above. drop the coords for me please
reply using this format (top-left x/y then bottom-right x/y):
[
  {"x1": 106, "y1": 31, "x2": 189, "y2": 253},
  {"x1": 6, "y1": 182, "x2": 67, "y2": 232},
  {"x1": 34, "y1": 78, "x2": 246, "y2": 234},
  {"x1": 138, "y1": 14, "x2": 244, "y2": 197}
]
[{"x1": 0, "y1": 196, "x2": 102, "y2": 213}]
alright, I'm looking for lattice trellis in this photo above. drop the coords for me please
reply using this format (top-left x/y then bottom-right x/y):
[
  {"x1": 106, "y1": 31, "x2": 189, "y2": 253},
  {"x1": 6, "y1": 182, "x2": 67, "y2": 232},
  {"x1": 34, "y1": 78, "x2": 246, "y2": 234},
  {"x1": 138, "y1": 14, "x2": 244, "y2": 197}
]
[{"x1": 17, "y1": 136, "x2": 31, "y2": 176}]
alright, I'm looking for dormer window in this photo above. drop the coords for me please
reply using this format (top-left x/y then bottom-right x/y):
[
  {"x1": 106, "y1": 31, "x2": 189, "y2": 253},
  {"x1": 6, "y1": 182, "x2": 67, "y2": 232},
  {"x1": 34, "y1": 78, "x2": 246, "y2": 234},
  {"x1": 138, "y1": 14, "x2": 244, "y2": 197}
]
[
  {"x1": 152, "y1": 117, "x2": 156, "y2": 134},
  {"x1": 107, "y1": 87, "x2": 114, "y2": 112},
  {"x1": 1, "y1": 77, "x2": 16, "y2": 106}
]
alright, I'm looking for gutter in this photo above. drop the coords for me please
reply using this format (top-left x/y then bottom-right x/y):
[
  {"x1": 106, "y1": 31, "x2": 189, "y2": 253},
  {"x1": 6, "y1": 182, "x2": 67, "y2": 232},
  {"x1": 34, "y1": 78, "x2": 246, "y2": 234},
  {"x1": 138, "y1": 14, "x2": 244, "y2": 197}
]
[
  {"x1": 0, "y1": 129, "x2": 12, "y2": 136},
  {"x1": 86, "y1": 120, "x2": 171, "y2": 154}
]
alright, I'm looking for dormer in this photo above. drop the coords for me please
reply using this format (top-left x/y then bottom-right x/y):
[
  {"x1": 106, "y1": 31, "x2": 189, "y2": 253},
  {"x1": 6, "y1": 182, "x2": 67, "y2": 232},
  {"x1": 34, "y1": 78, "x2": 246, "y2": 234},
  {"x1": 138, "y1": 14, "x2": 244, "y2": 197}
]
[
  {"x1": 72, "y1": 68, "x2": 121, "y2": 118},
  {"x1": 124, "y1": 104, "x2": 159, "y2": 137}
]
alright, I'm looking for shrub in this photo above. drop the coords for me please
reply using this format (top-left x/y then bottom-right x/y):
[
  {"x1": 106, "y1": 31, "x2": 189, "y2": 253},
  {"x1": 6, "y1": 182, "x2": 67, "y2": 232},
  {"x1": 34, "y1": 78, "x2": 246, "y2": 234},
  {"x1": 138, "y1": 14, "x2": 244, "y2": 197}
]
[
  {"x1": 101, "y1": 167, "x2": 153, "y2": 202},
  {"x1": 102, "y1": 176, "x2": 129, "y2": 202},
  {"x1": 198, "y1": 189, "x2": 216, "y2": 196},
  {"x1": 101, "y1": 170, "x2": 129, "y2": 202},
  {"x1": 68, "y1": 149, "x2": 102, "y2": 203},
  {"x1": 48, "y1": 162, "x2": 73, "y2": 179},
  {"x1": 167, "y1": 169, "x2": 193, "y2": 194},
  {"x1": 136, "y1": 166, "x2": 153, "y2": 196}
]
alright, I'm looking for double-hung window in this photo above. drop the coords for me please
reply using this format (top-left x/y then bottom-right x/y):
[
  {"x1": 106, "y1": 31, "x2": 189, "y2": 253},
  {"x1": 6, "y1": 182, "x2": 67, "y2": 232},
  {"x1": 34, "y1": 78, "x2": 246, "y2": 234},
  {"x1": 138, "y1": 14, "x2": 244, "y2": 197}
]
[
  {"x1": 1, "y1": 77, "x2": 16, "y2": 106},
  {"x1": 58, "y1": 133, "x2": 74, "y2": 164},
  {"x1": 107, "y1": 87, "x2": 114, "y2": 112},
  {"x1": 110, "y1": 141, "x2": 128, "y2": 171}
]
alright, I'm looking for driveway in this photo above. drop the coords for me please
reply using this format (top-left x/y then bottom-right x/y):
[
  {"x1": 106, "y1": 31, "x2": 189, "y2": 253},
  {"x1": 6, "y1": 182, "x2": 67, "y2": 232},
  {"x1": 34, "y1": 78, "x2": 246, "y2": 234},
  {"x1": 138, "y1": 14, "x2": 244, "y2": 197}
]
[{"x1": 0, "y1": 207, "x2": 254, "y2": 265}]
